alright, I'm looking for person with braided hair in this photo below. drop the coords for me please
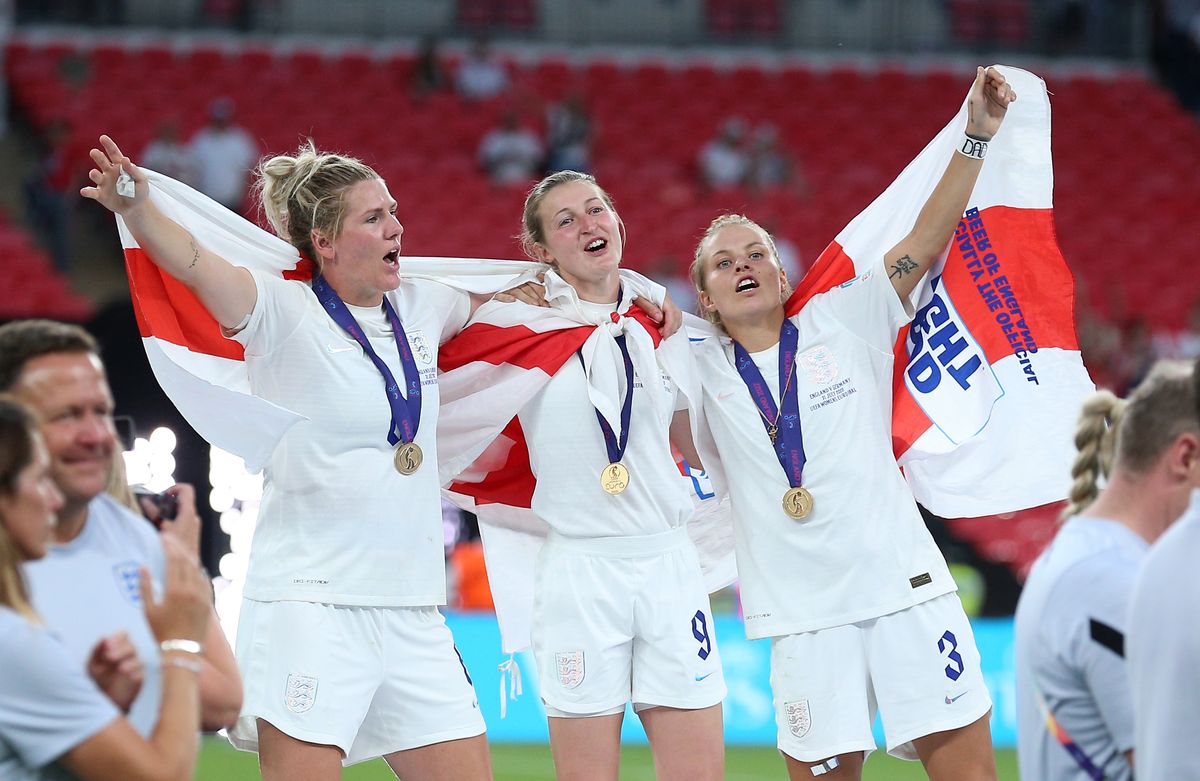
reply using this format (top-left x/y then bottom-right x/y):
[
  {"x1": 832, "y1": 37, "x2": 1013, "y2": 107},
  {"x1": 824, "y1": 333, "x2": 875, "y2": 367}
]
[{"x1": 1014, "y1": 360, "x2": 1200, "y2": 781}]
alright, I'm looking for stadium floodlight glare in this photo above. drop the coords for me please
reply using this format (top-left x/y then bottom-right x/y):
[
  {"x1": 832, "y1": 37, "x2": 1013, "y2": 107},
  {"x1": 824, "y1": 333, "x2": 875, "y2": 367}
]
[
  {"x1": 122, "y1": 428, "x2": 178, "y2": 492},
  {"x1": 209, "y1": 445, "x2": 264, "y2": 645}
]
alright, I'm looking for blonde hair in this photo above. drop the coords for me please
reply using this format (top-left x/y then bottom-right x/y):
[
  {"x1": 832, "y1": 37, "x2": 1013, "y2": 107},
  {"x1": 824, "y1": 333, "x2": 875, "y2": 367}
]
[
  {"x1": 689, "y1": 213, "x2": 790, "y2": 325},
  {"x1": 518, "y1": 170, "x2": 620, "y2": 261},
  {"x1": 0, "y1": 396, "x2": 40, "y2": 621},
  {"x1": 255, "y1": 140, "x2": 379, "y2": 267},
  {"x1": 1063, "y1": 361, "x2": 1198, "y2": 519},
  {"x1": 106, "y1": 450, "x2": 140, "y2": 516}
]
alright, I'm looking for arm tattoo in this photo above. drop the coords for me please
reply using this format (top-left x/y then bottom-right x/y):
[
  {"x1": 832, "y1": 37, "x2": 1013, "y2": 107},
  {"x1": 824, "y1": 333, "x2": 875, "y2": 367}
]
[
  {"x1": 888, "y1": 255, "x2": 919, "y2": 280},
  {"x1": 187, "y1": 235, "x2": 200, "y2": 271}
]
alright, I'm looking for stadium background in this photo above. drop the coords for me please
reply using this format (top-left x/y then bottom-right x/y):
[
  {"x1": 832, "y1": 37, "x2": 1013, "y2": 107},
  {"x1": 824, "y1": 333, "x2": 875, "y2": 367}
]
[{"x1": 3, "y1": 0, "x2": 1197, "y2": 778}]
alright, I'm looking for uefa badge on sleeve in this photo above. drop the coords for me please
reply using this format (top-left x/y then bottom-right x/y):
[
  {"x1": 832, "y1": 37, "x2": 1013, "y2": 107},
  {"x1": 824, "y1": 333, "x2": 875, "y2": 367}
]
[
  {"x1": 784, "y1": 699, "x2": 812, "y2": 739},
  {"x1": 554, "y1": 651, "x2": 586, "y2": 689},
  {"x1": 284, "y1": 674, "x2": 318, "y2": 714}
]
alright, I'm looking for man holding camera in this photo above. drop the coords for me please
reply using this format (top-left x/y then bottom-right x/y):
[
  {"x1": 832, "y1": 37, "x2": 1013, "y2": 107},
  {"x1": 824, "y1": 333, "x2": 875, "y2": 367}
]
[{"x1": 0, "y1": 319, "x2": 241, "y2": 732}]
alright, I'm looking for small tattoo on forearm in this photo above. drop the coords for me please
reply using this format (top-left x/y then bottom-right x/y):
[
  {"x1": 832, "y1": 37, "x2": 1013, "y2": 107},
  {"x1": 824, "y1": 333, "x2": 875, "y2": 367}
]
[
  {"x1": 889, "y1": 255, "x2": 919, "y2": 280},
  {"x1": 187, "y1": 236, "x2": 200, "y2": 271}
]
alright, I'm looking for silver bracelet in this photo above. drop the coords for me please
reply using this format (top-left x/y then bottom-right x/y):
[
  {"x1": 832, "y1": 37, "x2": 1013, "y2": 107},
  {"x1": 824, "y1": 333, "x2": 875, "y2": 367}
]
[
  {"x1": 956, "y1": 132, "x2": 989, "y2": 160},
  {"x1": 161, "y1": 656, "x2": 202, "y2": 674},
  {"x1": 160, "y1": 639, "x2": 203, "y2": 656}
]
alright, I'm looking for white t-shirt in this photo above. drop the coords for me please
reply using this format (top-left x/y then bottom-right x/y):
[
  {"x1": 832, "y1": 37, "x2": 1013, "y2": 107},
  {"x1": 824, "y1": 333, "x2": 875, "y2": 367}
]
[
  {"x1": 519, "y1": 297, "x2": 693, "y2": 539},
  {"x1": 0, "y1": 608, "x2": 120, "y2": 781},
  {"x1": 232, "y1": 270, "x2": 470, "y2": 605},
  {"x1": 1014, "y1": 516, "x2": 1144, "y2": 781},
  {"x1": 22, "y1": 494, "x2": 165, "y2": 738},
  {"x1": 187, "y1": 125, "x2": 257, "y2": 208},
  {"x1": 696, "y1": 265, "x2": 954, "y2": 638},
  {"x1": 1128, "y1": 489, "x2": 1200, "y2": 781}
]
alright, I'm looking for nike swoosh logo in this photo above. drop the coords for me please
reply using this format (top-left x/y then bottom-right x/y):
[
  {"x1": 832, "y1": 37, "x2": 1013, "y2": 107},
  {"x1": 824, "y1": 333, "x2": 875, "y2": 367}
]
[
  {"x1": 945, "y1": 692, "x2": 968, "y2": 705},
  {"x1": 695, "y1": 672, "x2": 714, "y2": 682},
  {"x1": 326, "y1": 344, "x2": 357, "y2": 354}
]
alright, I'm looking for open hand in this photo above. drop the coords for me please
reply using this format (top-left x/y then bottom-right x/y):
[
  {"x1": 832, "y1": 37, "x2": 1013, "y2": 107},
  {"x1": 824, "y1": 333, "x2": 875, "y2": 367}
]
[{"x1": 80, "y1": 135, "x2": 149, "y2": 215}]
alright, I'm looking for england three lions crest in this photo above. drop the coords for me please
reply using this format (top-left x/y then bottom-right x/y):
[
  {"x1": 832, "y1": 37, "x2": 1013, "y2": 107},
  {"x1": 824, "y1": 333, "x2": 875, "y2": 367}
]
[
  {"x1": 555, "y1": 651, "x2": 585, "y2": 689},
  {"x1": 798, "y1": 345, "x2": 839, "y2": 387},
  {"x1": 284, "y1": 674, "x2": 318, "y2": 714},
  {"x1": 784, "y1": 699, "x2": 811, "y2": 739}
]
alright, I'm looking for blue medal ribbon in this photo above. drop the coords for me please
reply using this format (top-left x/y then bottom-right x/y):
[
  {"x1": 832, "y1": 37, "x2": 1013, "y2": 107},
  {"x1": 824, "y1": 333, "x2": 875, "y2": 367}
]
[
  {"x1": 578, "y1": 333, "x2": 635, "y2": 467},
  {"x1": 311, "y1": 274, "x2": 421, "y2": 446},
  {"x1": 733, "y1": 319, "x2": 805, "y2": 488}
]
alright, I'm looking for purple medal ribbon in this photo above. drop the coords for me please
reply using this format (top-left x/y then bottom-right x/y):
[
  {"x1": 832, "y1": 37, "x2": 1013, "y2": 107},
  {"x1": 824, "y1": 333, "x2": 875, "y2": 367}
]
[
  {"x1": 732, "y1": 319, "x2": 805, "y2": 488},
  {"x1": 578, "y1": 333, "x2": 635, "y2": 467},
  {"x1": 311, "y1": 274, "x2": 421, "y2": 446}
]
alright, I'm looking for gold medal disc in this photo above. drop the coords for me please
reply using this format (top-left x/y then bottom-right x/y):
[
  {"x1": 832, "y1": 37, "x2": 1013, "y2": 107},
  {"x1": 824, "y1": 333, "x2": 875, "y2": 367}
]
[
  {"x1": 600, "y1": 462, "x2": 631, "y2": 495},
  {"x1": 782, "y1": 486, "x2": 814, "y2": 520},
  {"x1": 394, "y1": 442, "x2": 423, "y2": 475}
]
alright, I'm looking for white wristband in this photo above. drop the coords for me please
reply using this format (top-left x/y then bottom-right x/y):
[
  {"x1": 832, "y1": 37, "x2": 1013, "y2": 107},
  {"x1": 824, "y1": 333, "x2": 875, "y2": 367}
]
[
  {"x1": 160, "y1": 639, "x2": 203, "y2": 656},
  {"x1": 956, "y1": 133, "x2": 988, "y2": 160},
  {"x1": 162, "y1": 656, "x2": 202, "y2": 674}
]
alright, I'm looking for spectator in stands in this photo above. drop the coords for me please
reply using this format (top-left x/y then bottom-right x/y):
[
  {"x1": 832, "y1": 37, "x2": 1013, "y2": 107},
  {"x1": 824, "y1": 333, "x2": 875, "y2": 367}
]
[
  {"x1": 1015, "y1": 360, "x2": 1198, "y2": 781},
  {"x1": 455, "y1": 37, "x2": 509, "y2": 102},
  {"x1": 0, "y1": 320, "x2": 243, "y2": 736},
  {"x1": 698, "y1": 118, "x2": 749, "y2": 190},
  {"x1": 746, "y1": 124, "x2": 808, "y2": 197},
  {"x1": 1152, "y1": 299, "x2": 1200, "y2": 360},
  {"x1": 188, "y1": 97, "x2": 258, "y2": 211},
  {"x1": 478, "y1": 110, "x2": 544, "y2": 185},
  {"x1": 1126, "y1": 356, "x2": 1200, "y2": 780},
  {"x1": 0, "y1": 395, "x2": 213, "y2": 781},
  {"x1": 411, "y1": 36, "x2": 449, "y2": 99},
  {"x1": 24, "y1": 118, "x2": 79, "y2": 273},
  {"x1": 544, "y1": 92, "x2": 593, "y2": 174},
  {"x1": 140, "y1": 122, "x2": 195, "y2": 187},
  {"x1": 1154, "y1": 0, "x2": 1200, "y2": 110}
]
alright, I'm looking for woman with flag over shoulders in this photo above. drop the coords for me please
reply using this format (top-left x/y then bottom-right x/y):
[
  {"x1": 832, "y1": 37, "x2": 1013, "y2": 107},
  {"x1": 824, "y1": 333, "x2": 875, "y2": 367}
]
[
  {"x1": 682, "y1": 67, "x2": 1017, "y2": 780},
  {"x1": 437, "y1": 169, "x2": 726, "y2": 781},
  {"x1": 1014, "y1": 361, "x2": 1199, "y2": 781},
  {"x1": 78, "y1": 136, "x2": 555, "y2": 780}
]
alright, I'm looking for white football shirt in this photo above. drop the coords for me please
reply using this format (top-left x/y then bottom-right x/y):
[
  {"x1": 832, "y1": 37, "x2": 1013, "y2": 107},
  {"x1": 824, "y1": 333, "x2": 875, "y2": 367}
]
[
  {"x1": 519, "y1": 294, "x2": 693, "y2": 539},
  {"x1": 232, "y1": 270, "x2": 470, "y2": 605},
  {"x1": 695, "y1": 265, "x2": 955, "y2": 638}
]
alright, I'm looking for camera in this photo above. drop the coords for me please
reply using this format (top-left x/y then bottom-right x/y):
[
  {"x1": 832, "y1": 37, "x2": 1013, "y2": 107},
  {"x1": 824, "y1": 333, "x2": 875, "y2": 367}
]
[{"x1": 131, "y1": 485, "x2": 178, "y2": 527}]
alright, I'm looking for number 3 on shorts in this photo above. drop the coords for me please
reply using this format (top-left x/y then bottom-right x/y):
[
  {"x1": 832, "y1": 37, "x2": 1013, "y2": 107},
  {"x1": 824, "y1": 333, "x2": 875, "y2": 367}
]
[
  {"x1": 692, "y1": 610, "x2": 711, "y2": 660},
  {"x1": 937, "y1": 630, "x2": 965, "y2": 681}
]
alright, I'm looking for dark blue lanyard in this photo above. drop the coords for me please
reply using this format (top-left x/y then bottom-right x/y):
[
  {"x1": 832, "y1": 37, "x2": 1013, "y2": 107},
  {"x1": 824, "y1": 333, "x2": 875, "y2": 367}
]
[
  {"x1": 311, "y1": 274, "x2": 421, "y2": 445},
  {"x1": 733, "y1": 319, "x2": 805, "y2": 487},
  {"x1": 577, "y1": 333, "x2": 635, "y2": 465}
]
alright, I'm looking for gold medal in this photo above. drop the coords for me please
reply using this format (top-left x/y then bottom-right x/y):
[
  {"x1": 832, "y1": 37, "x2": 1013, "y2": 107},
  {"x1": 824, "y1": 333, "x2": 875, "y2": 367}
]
[
  {"x1": 394, "y1": 442, "x2": 423, "y2": 475},
  {"x1": 782, "y1": 486, "x2": 814, "y2": 520},
  {"x1": 600, "y1": 462, "x2": 631, "y2": 495}
]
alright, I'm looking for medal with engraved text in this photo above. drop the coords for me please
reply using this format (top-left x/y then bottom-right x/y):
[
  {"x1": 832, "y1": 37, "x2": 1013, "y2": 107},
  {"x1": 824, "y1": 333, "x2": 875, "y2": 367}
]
[
  {"x1": 734, "y1": 320, "x2": 813, "y2": 521},
  {"x1": 312, "y1": 275, "x2": 424, "y2": 475}
]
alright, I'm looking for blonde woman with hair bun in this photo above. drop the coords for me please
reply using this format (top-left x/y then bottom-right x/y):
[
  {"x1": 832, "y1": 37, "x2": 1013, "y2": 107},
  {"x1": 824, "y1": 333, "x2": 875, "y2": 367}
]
[
  {"x1": 1015, "y1": 360, "x2": 1200, "y2": 781},
  {"x1": 80, "y1": 135, "x2": 556, "y2": 780}
]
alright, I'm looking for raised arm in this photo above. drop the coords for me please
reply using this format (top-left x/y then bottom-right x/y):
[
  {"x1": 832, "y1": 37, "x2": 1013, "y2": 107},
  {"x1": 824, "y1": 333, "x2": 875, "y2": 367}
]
[
  {"x1": 81, "y1": 135, "x2": 257, "y2": 329},
  {"x1": 886, "y1": 67, "x2": 1015, "y2": 300}
]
